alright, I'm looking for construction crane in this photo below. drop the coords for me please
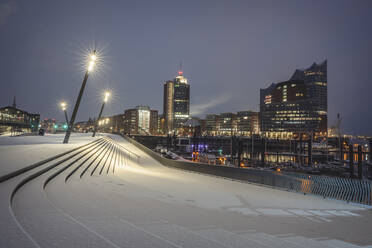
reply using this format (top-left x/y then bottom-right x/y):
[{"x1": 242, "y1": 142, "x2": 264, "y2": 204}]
[
  {"x1": 336, "y1": 113, "x2": 342, "y2": 138},
  {"x1": 336, "y1": 113, "x2": 343, "y2": 163}
]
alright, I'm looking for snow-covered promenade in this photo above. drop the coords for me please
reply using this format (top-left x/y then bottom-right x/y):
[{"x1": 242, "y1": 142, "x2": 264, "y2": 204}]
[{"x1": 0, "y1": 134, "x2": 371, "y2": 248}]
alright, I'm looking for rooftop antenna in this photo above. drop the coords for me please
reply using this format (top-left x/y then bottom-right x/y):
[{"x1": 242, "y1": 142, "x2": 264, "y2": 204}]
[
  {"x1": 178, "y1": 61, "x2": 183, "y2": 76},
  {"x1": 12, "y1": 96, "x2": 16, "y2": 108}
]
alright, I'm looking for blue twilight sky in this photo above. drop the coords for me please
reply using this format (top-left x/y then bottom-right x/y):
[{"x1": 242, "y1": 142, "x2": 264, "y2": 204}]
[{"x1": 0, "y1": 0, "x2": 371, "y2": 135}]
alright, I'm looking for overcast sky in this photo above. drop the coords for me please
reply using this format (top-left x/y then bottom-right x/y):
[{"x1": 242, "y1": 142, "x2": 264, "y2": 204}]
[{"x1": 0, "y1": 0, "x2": 371, "y2": 135}]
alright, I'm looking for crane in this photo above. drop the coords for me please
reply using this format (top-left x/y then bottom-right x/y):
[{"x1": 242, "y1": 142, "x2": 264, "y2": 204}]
[{"x1": 336, "y1": 113, "x2": 343, "y2": 164}]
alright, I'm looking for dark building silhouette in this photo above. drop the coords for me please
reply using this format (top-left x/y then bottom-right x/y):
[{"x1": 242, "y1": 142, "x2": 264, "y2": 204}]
[
  {"x1": 163, "y1": 69, "x2": 190, "y2": 134},
  {"x1": 260, "y1": 61, "x2": 327, "y2": 139}
]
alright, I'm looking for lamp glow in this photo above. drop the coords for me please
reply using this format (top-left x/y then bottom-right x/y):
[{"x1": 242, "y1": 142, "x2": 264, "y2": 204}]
[
  {"x1": 104, "y1": 92, "x2": 110, "y2": 102},
  {"x1": 60, "y1": 102, "x2": 67, "y2": 111},
  {"x1": 87, "y1": 51, "x2": 97, "y2": 72},
  {"x1": 88, "y1": 61, "x2": 95, "y2": 72}
]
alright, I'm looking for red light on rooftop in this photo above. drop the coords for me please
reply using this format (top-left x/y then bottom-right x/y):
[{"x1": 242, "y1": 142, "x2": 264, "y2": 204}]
[{"x1": 178, "y1": 70, "x2": 183, "y2": 76}]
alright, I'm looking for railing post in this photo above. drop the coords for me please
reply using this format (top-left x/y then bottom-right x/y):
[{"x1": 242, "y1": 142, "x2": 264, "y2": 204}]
[
  {"x1": 349, "y1": 144, "x2": 354, "y2": 178},
  {"x1": 358, "y1": 145, "x2": 363, "y2": 180},
  {"x1": 369, "y1": 139, "x2": 372, "y2": 163}
]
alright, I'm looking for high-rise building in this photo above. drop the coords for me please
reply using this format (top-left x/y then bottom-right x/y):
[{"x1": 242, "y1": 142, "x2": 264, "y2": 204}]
[
  {"x1": 123, "y1": 106, "x2": 158, "y2": 135},
  {"x1": 260, "y1": 61, "x2": 327, "y2": 139},
  {"x1": 163, "y1": 69, "x2": 190, "y2": 134}
]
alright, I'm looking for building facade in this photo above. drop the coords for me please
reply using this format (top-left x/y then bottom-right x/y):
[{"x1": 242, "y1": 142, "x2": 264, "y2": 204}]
[
  {"x1": 179, "y1": 118, "x2": 202, "y2": 137},
  {"x1": 199, "y1": 111, "x2": 259, "y2": 137},
  {"x1": 204, "y1": 114, "x2": 220, "y2": 136},
  {"x1": 237, "y1": 111, "x2": 260, "y2": 136},
  {"x1": 40, "y1": 118, "x2": 57, "y2": 133},
  {"x1": 218, "y1": 112, "x2": 237, "y2": 136},
  {"x1": 163, "y1": 70, "x2": 190, "y2": 134},
  {"x1": 150, "y1": 110, "x2": 158, "y2": 135},
  {"x1": 260, "y1": 61, "x2": 327, "y2": 139},
  {"x1": 0, "y1": 100, "x2": 40, "y2": 134},
  {"x1": 74, "y1": 118, "x2": 95, "y2": 133},
  {"x1": 123, "y1": 106, "x2": 158, "y2": 135},
  {"x1": 110, "y1": 114, "x2": 126, "y2": 133}
]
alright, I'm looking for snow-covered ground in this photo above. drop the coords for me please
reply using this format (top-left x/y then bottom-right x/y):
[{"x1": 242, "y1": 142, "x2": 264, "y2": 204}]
[
  {"x1": 0, "y1": 133, "x2": 101, "y2": 177},
  {"x1": 0, "y1": 133, "x2": 371, "y2": 248}
]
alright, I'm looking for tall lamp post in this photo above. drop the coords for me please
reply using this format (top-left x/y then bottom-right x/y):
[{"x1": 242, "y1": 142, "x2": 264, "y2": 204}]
[
  {"x1": 60, "y1": 102, "x2": 69, "y2": 124},
  {"x1": 92, "y1": 91, "x2": 110, "y2": 137},
  {"x1": 63, "y1": 50, "x2": 97, "y2": 144}
]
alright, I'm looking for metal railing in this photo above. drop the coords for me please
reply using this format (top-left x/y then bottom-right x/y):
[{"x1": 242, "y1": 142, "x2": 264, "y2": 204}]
[
  {"x1": 125, "y1": 135, "x2": 372, "y2": 206},
  {"x1": 282, "y1": 172, "x2": 372, "y2": 205}
]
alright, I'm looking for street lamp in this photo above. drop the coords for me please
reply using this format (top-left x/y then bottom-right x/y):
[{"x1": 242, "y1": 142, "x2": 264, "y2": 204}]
[
  {"x1": 92, "y1": 91, "x2": 110, "y2": 137},
  {"x1": 63, "y1": 50, "x2": 97, "y2": 144},
  {"x1": 60, "y1": 102, "x2": 69, "y2": 124}
]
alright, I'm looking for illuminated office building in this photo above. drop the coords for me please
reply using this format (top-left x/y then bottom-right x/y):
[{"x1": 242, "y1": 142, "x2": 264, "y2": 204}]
[
  {"x1": 237, "y1": 111, "x2": 260, "y2": 136},
  {"x1": 163, "y1": 69, "x2": 190, "y2": 133},
  {"x1": 260, "y1": 61, "x2": 327, "y2": 139},
  {"x1": 123, "y1": 106, "x2": 158, "y2": 135},
  {"x1": 218, "y1": 112, "x2": 237, "y2": 136}
]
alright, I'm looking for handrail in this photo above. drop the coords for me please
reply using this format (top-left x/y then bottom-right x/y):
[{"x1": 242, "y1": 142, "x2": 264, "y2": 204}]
[{"x1": 124, "y1": 135, "x2": 372, "y2": 206}]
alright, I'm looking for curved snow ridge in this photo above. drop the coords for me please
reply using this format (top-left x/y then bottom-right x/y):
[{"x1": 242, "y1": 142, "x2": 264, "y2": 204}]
[
  {"x1": 5, "y1": 138, "x2": 103, "y2": 248},
  {"x1": 9, "y1": 138, "x2": 104, "y2": 204},
  {"x1": 42, "y1": 139, "x2": 107, "y2": 189},
  {"x1": 65, "y1": 140, "x2": 109, "y2": 182},
  {"x1": 0, "y1": 139, "x2": 98, "y2": 183},
  {"x1": 6, "y1": 136, "x2": 137, "y2": 248}
]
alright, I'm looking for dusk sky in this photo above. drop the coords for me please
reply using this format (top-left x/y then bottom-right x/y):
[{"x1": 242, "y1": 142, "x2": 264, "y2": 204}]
[{"x1": 0, "y1": 0, "x2": 371, "y2": 135}]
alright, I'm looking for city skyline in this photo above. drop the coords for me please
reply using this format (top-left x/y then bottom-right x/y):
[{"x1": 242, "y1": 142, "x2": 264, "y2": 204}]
[
  {"x1": 0, "y1": 1, "x2": 372, "y2": 135},
  {"x1": 1, "y1": 2, "x2": 372, "y2": 247}
]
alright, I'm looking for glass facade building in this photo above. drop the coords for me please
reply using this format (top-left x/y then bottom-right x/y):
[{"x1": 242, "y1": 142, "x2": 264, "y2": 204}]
[
  {"x1": 260, "y1": 61, "x2": 327, "y2": 139},
  {"x1": 163, "y1": 70, "x2": 190, "y2": 134}
]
